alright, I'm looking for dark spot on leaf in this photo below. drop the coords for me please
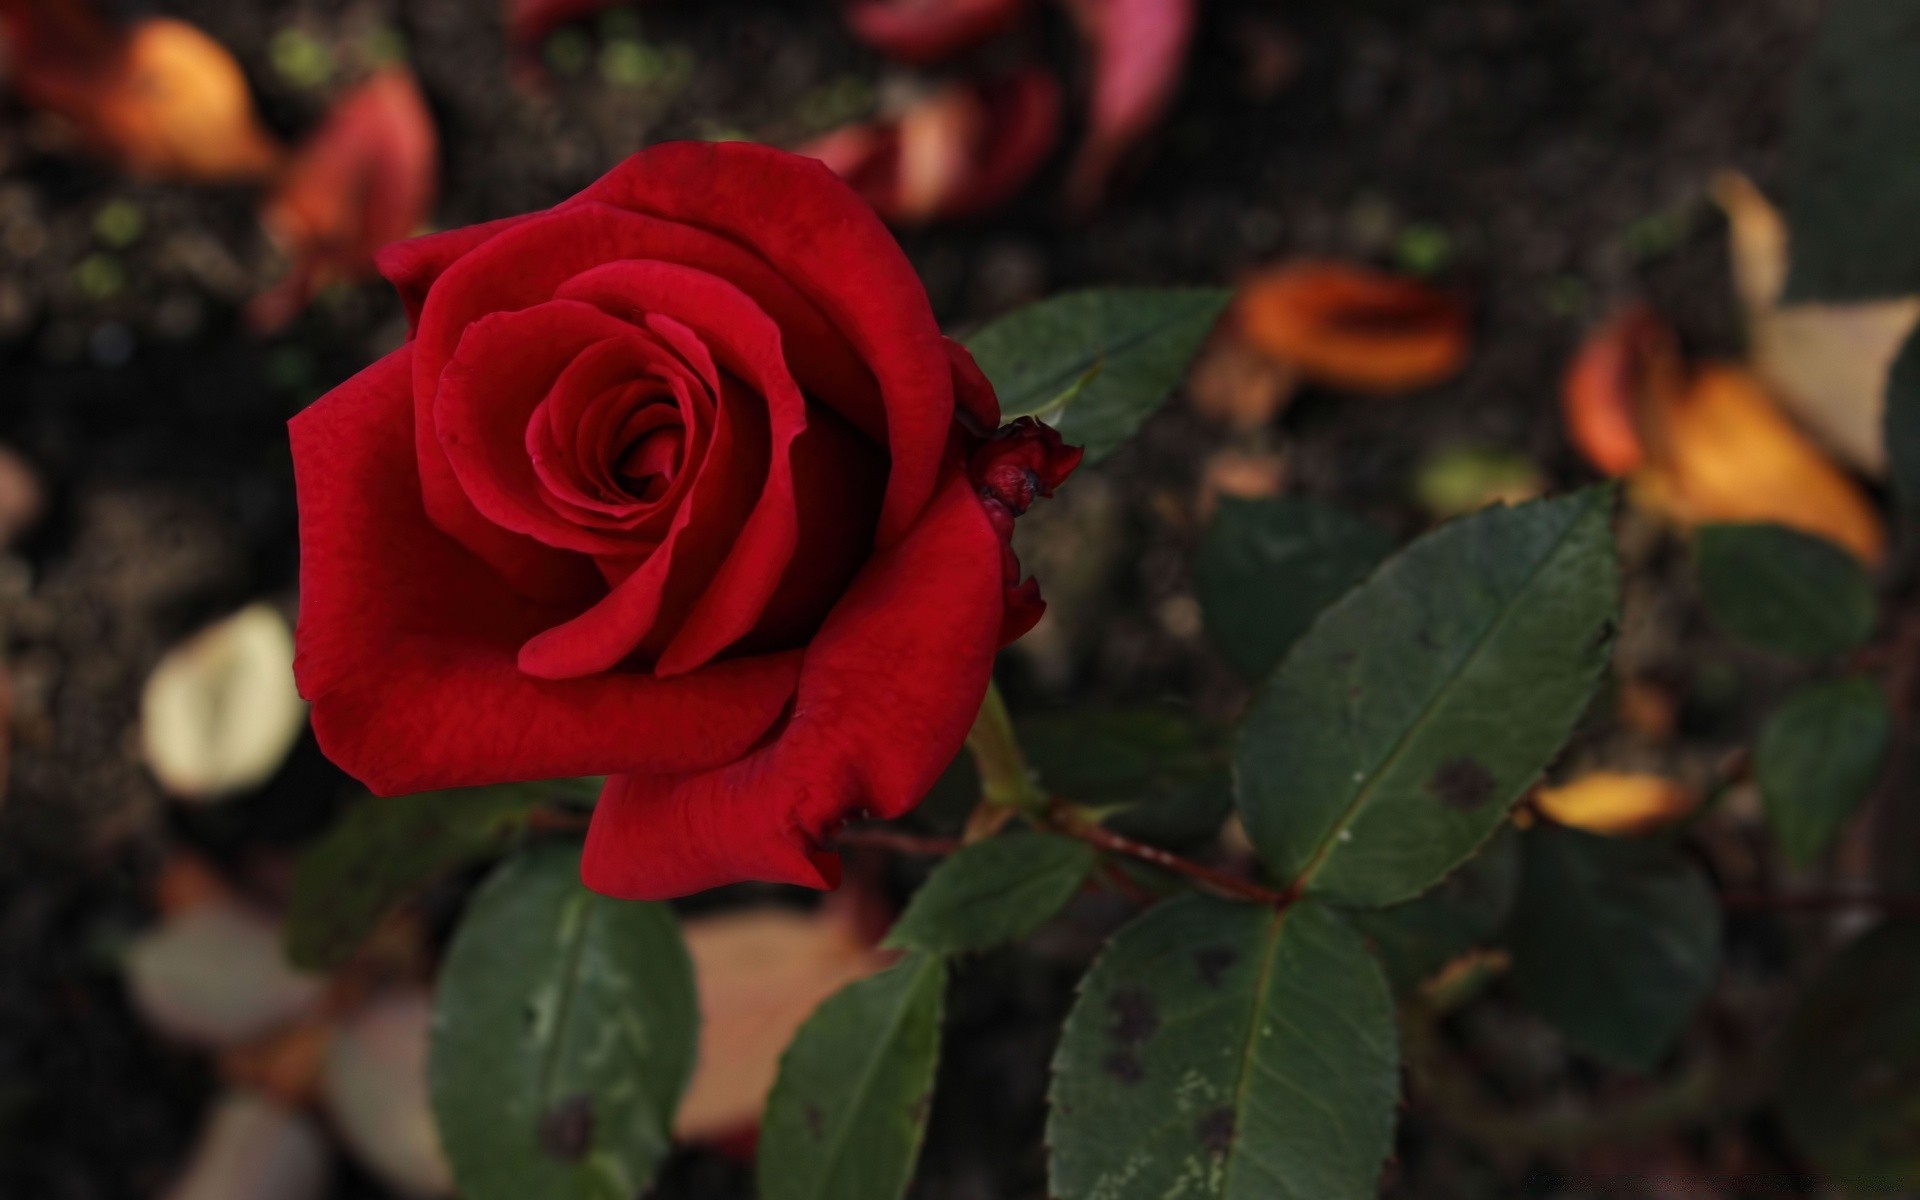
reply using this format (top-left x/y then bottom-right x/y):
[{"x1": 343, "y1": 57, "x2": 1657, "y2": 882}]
[
  {"x1": 1197, "y1": 1107, "x2": 1236, "y2": 1156},
  {"x1": 1427, "y1": 757, "x2": 1496, "y2": 811},
  {"x1": 1193, "y1": 947, "x2": 1239, "y2": 988},
  {"x1": 804, "y1": 1103, "x2": 826, "y2": 1140},
  {"x1": 1107, "y1": 987, "x2": 1159, "y2": 1045},
  {"x1": 537, "y1": 1094, "x2": 595, "y2": 1162},
  {"x1": 1415, "y1": 628, "x2": 1439, "y2": 651},
  {"x1": 1103, "y1": 1049, "x2": 1145, "y2": 1084},
  {"x1": 1590, "y1": 618, "x2": 1619, "y2": 652}
]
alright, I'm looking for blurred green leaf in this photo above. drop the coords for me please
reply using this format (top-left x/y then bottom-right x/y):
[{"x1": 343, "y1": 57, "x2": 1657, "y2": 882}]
[
  {"x1": 966, "y1": 288, "x2": 1231, "y2": 460},
  {"x1": 1757, "y1": 676, "x2": 1892, "y2": 866},
  {"x1": 1784, "y1": 0, "x2": 1920, "y2": 300},
  {"x1": 1693, "y1": 523, "x2": 1876, "y2": 658},
  {"x1": 885, "y1": 833, "x2": 1097, "y2": 956},
  {"x1": 430, "y1": 843, "x2": 695, "y2": 1200},
  {"x1": 1195, "y1": 496, "x2": 1395, "y2": 682},
  {"x1": 1048, "y1": 897, "x2": 1399, "y2": 1199},
  {"x1": 1779, "y1": 919, "x2": 1920, "y2": 1192},
  {"x1": 1349, "y1": 828, "x2": 1521, "y2": 992},
  {"x1": 286, "y1": 781, "x2": 593, "y2": 970},
  {"x1": 759, "y1": 954, "x2": 947, "y2": 1200},
  {"x1": 1236, "y1": 489, "x2": 1620, "y2": 908},
  {"x1": 1506, "y1": 826, "x2": 1719, "y2": 1070}
]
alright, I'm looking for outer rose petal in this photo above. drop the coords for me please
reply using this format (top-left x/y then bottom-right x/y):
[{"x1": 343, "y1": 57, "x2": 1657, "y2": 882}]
[
  {"x1": 575, "y1": 142, "x2": 954, "y2": 547},
  {"x1": 376, "y1": 212, "x2": 539, "y2": 331},
  {"x1": 582, "y1": 468, "x2": 1004, "y2": 899},
  {"x1": 289, "y1": 347, "x2": 802, "y2": 794}
]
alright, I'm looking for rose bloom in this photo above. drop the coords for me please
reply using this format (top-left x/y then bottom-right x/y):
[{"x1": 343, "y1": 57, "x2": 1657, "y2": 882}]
[{"x1": 289, "y1": 142, "x2": 1077, "y2": 899}]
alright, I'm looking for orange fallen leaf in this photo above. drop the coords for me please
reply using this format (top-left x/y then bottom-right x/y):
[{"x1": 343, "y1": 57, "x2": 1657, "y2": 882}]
[
  {"x1": 800, "y1": 68, "x2": 1060, "y2": 225},
  {"x1": 1714, "y1": 171, "x2": 1920, "y2": 476},
  {"x1": 251, "y1": 69, "x2": 438, "y2": 331},
  {"x1": 0, "y1": 5, "x2": 282, "y2": 182},
  {"x1": 1535, "y1": 771, "x2": 1698, "y2": 837},
  {"x1": 673, "y1": 903, "x2": 893, "y2": 1143},
  {"x1": 1561, "y1": 305, "x2": 1683, "y2": 476},
  {"x1": 1234, "y1": 261, "x2": 1471, "y2": 394},
  {"x1": 1061, "y1": 0, "x2": 1197, "y2": 209},
  {"x1": 845, "y1": 0, "x2": 1034, "y2": 64},
  {"x1": 1563, "y1": 310, "x2": 1887, "y2": 565},
  {"x1": 1639, "y1": 366, "x2": 1886, "y2": 564}
]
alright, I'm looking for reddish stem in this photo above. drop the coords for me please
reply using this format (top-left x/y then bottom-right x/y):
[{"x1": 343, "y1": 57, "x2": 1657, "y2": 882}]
[
  {"x1": 1720, "y1": 889, "x2": 1920, "y2": 919},
  {"x1": 834, "y1": 827, "x2": 963, "y2": 857},
  {"x1": 1048, "y1": 802, "x2": 1296, "y2": 908}
]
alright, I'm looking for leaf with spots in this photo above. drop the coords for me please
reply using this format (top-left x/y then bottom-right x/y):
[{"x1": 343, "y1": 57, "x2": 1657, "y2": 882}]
[
  {"x1": 1236, "y1": 489, "x2": 1621, "y2": 908},
  {"x1": 1504, "y1": 826, "x2": 1719, "y2": 1071},
  {"x1": 758, "y1": 952, "x2": 948, "y2": 1200},
  {"x1": 285, "y1": 780, "x2": 597, "y2": 970},
  {"x1": 429, "y1": 842, "x2": 696, "y2": 1200},
  {"x1": 1048, "y1": 897, "x2": 1400, "y2": 1200},
  {"x1": 885, "y1": 832, "x2": 1098, "y2": 955},
  {"x1": 965, "y1": 288, "x2": 1232, "y2": 461}
]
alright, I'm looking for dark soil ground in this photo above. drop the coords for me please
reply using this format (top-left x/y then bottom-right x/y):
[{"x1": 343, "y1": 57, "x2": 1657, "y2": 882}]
[{"x1": 0, "y1": 0, "x2": 1837, "y2": 1196}]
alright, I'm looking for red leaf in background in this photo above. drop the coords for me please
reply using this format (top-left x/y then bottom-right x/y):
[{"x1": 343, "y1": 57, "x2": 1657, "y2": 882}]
[
  {"x1": 1061, "y1": 0, "x2": 1196, "y2": 209},
  {"x1": 1561, "y1": 305, "x2": 1682, "y2": 476},
  {"x1": 800, "y1": 68, "x2": 1060, "y2": 224},
  {"x1": 250, "y1": 69, "x2": 438, "y2": 331},
  {"x1": 1233, "y1": 261, "x2": 1472, "y2": 394},
  {"x1": 0, "y1": 3, "x2": 283, "y2": 182},
  {"x1": 845, "y1": 0, "x2": 1034, "y2": 64}
]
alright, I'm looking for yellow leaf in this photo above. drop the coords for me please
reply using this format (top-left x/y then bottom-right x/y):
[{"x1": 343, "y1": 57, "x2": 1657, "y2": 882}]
[
  {"x1": 1634, "y1": 365, "x2": 1887, "y2": 565},
  {"x1": 1714, "y1": 171, "x2": 1920, "y2": 476},
  {"x1": 1534, "y1": 771, "x2": 1697, "y2": 837}
]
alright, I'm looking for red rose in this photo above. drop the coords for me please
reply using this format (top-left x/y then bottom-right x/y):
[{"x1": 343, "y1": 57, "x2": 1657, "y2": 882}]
[{"x1": 289, "y1": 142, "x2": 1077, "y2": 900}]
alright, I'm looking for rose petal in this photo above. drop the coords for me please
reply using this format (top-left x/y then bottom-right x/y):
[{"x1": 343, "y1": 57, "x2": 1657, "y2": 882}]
[
  {"x1": 435, "y1": 300, "x2": 663, "y2": 557},
  {"x1": 289, "y1": 347, "x2": 802, "y2": 793},
  {"x1": 554, "y1": 259, "x2": 835, "y2": 676},
  {"x1": 573, "y1": 143, "x2": 953, "y2": 545},
  {"x1": 376, "y1": 213, "x2": 539, "y2": 330},
  {"x1": 409, "y1": 202, "x2": 883, "y2": 596},
  {"x1": 515, "y1": 370, "x2": 770, "y2": 681},
  {"x1": 581, "y1": 468, "x2": 1003, "y2": 899}
]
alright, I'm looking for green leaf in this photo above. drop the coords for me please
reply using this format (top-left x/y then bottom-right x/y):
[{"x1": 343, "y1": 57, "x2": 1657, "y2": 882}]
[
  {"x1": 758, "y1": 953, "x2": 948, "y2": 1200},
  {"x1": 965, "y1": 288, "x2": 1232, "y2": 461},
  {"x1": 1349, "y1": 827, "x2": 1521, "y2": 992},
  {"x1": 1756, "y1": 676, "x2": 1893, "y2": 866},
  {"x1": 286, "y1": 782, "x2": 590, "y2": 970},
  {"x1": 430, "y1": 843, "x2": 696, "y2": 1200},
  {"x1": 1048, "y1": 897, "x2": 1399, "y2": 1200},
  {"x1": 1505, "y1": 826, "x2": 1719, "y2": 1070},
  {"x1": 1196, "y1": 497, "x2": 1397, "y2": 682},
  {"x1": 1023, "y1": 708, "x2": 1232, "y2": 848},
  {"x1": 1783, "y1": 0, "x2": 1920, "y2": 300},
  {"x1": 1778, "y1": 918, "x2": 1920, "y2": 1192},
  {"x1": 1693, "y1": 523, "x2": 1877, "y2": 658},
  {"x1": 886, "y1": 833, "x2": 1097, "y2": 955},
  {"x1": 1236, "y1": 489, "x2": 1620, "y2": 908},
  {"x1": 1887, "y1": 327, "x2": 1920, "y2": 512}
]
